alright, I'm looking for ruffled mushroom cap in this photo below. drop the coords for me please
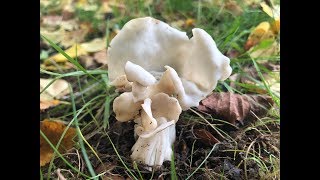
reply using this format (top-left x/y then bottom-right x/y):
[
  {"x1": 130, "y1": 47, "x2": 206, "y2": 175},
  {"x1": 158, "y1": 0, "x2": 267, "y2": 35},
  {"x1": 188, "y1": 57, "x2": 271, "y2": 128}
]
[
  {"x1": 108, "y1": 17, "x2": 232, "y2": 110},
  {"x1": 112, "y1": 92, "x2": 142, "y2": 122}
]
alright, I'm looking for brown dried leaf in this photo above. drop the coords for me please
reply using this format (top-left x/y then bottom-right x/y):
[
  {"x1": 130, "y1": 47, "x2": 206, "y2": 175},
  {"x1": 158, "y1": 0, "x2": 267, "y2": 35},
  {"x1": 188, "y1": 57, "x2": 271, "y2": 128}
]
[
  {"x1": 198, "y1": 92, "x2": 274, "y2": 125},
  {"x1": 194, "y1": 129, "x2": 220, "y2": 146},
  {"x1": 245, "y1": 94, "x2": 274, "y2": 119},
  {"x1": 40, "y1": 119, "x2": 76, "y2": 166},
  {"x1": 94, "y1": 49, "x2": 108, "y2": 65},
  {"x1": 224, "y1": 0, "x2": 243, "y2": 16},
  {"x1": 79, "y1": 55, "x2": 95, "y2": 68}
]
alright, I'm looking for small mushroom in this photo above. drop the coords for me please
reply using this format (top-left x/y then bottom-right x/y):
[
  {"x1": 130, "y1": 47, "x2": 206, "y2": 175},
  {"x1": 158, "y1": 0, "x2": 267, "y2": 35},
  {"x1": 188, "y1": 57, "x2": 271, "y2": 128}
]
[{"x1": 131, "y1": 93, "x2": 182, "y2": 169}]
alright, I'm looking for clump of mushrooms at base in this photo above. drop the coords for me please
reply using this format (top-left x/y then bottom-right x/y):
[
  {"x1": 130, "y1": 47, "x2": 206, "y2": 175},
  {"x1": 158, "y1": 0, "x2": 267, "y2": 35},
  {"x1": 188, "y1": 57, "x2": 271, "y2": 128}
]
[{"x1": 107, "y1": 17, "x2": 232, "y2": 170}]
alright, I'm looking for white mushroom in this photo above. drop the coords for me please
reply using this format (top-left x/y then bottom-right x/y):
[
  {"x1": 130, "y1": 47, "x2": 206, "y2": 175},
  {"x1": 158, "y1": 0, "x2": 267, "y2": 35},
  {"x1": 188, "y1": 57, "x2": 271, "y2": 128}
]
[
  {"x1": 131, "y1": 93, "x2": 181, "y2": 169},
  {"x1": 108, "y1": 17, "x2": 232, "y2": 170}
]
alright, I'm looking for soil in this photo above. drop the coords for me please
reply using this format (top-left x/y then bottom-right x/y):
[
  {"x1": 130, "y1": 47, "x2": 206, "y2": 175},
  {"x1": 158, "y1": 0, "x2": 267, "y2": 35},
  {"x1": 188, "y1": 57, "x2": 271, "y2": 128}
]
[{"x1": 81, "y1": 112, "x2": 280, "y2": 180}]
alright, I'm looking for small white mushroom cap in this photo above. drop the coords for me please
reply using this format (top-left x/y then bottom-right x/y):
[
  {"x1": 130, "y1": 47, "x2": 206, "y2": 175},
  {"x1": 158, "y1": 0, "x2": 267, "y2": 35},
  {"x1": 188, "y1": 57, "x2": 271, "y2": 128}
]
[
  {"x1": 112, "y1": 92, "x2": 142, "y2": 122},
  {"x1": 108, "y1": 17, "x2": 232, "y2": 110},
  {"x1": 125, "y1": 61, "x2": 157, "y2": 86},
  {"x1": 140, "y1": 98, "x2": 158, "y2": 131}
]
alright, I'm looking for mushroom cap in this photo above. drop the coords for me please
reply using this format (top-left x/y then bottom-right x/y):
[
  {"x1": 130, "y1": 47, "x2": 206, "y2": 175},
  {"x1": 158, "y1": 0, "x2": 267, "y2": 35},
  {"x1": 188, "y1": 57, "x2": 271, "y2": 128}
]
[
  {"x1": 136, "y1": 93, "x2": 182, "y2": 134},
  {"x1": 125, "y1": 61, "x2": 157, "y2": 86},
  {"x1": 149, "y1": 93, "x2": 182, "y2": 123},
  {"x1": 108, "y1": 17, "x2": 232, "y2": 110},
  {"x1": 141, "y1": 98, "x2": 158, "y2": 131},
  {"x1": 112, "y1": 92, "x2": 142, "y2": 122},
  {"x1": 108, "y1": 17, "x2": 188, "y2": 80}
]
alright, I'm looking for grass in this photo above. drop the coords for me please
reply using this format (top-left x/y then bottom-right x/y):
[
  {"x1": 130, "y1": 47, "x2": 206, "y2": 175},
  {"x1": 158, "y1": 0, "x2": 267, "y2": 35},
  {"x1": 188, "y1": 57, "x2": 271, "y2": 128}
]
[{"x1": 40, "y1": 0, "x2": 280, "y2": 179}]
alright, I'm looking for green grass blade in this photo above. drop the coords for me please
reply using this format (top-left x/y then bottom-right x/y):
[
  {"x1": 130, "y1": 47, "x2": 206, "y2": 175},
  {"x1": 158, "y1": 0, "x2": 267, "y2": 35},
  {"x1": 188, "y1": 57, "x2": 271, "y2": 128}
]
[
  {"x1": 105, "y1": 133, "x2": 138, "y2": 180},
  {"x1": 170, "y1": 145, "x2": 178, "y2": 180},
  {"x1": 133, "y1": 161, "x2": 144, "y2": 180},
  {"x1": 70, "y1": 85, "x2": 97, "y2": 179},
  {"x1": 186, "y1": 143, "x2": 219, "y2": 180},
  {"x1": 40, "y1": 35, "x2": 86, "y2": 72},
  {"x1": 40, "y1": 35, "x2": 103, "y2": 86},
  {"x1": 250, "y1": 57, "x2": 280, "y2": 106}
]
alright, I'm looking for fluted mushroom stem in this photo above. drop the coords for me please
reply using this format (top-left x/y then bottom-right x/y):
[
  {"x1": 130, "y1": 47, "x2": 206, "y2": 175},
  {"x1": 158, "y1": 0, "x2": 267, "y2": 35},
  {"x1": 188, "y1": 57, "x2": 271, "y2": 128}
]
[{"x1": 131, "y1": 117, "x2": 175, "y2": 170}]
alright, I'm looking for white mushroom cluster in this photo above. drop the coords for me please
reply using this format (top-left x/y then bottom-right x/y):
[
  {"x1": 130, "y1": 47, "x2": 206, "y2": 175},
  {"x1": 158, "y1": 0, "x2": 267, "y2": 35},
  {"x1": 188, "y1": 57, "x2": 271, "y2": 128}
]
[{"x1": 108, "y1": 17, "x2": 232, "y2": 170}]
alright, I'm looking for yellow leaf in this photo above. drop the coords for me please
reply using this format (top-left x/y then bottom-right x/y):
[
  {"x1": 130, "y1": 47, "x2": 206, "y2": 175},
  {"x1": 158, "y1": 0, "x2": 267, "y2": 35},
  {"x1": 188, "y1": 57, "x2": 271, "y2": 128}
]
[
  {"x1": 271, "y1": 18, "x2": 280, "y2": 34},
  {"x1": 80, "y1": 38, "x2": 106, "y2": 53},
  {"x1": 260, "y1": 2, "x2": 280, "y2": 34},
  {"x1": 245, "y1": 22, "x2": 274, "y2": 50},
  {"x1": 45, "y1": 44, "x2": 88, "y2": 64},
  {"x1": 40, "y1": 119, "x2": 76, "y2": 166},
  {"x1": 40, "y1": 78, "x2": 70, "y2": 100},
  {"x1": 40, "y1": 62, "x2": 75, "y2": 71},
  {"x1": 260, "y1": 2, "x2": 280, "y2": 19},
  {"x1": 185, "y1": 18, "x2": 195, "y2": 27}
]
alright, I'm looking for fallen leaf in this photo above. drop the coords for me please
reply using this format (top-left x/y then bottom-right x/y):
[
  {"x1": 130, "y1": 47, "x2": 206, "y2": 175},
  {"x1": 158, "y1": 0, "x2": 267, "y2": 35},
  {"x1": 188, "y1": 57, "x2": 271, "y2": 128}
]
[
  {"x1": 80, "y1": 38, "x2": 106, "y2": 52},
  {"x1": 94, "y1": 49, "x2": 108, "y2": 65},
  {"x1": 40, "y1": 78, "x2": 70, "y2": 101},
  {"x1": 260, "y1": 2, "x2": 280, "y2": 19},
  {"x1": 245, "y1": 22, "x2": 274, "y2": 50},
  {"x1": 79, "y1": 55, "x2": 95, "y2": 68},
  {"x1": 198, "y1": 92, "x2": 274, "y2": 125},
  {"x1": 40, "y1": 27, "x2": 65, "y2": 44},
  {"x1": 194, "y1": 129, "x2": 220, "y2": 146},
  {"x1": 263, "y1": 72, "x2": 280, "y2": 96},
  {"x1": 40, "y1": 62, "x2": 75, "y2": 71},
  {"x1": 244, "y1": 2, "x2": 280, "y2": 51},
  {"x1": 40, "y1": 99, "x2": 60, "y2": 111},
  {"x1": 224, "y1": 0, "x2": 243, "y2": 16},
  {"x1": 44, "y1": 44, "x2": 88, "y2": 64},
  {"x1": 40, "y1": 119, "x2": 76, "y2": 166},
  {"x1": 60, "y1": 27, "x2": 90, "y2": 48},
  {"x1": 249, "y1": 41, "x2": 280, "y2": 58},
  {"x1": 184, "y1": 18, "x2": 195, "y2": 27},
  {"x1": 229, "y1": 65, "x2": 279, "y2": 94},
  {"x1": 246, "y1": 94, "x2": 274, "y2": 119},
  {"x1": 101, "y1": 0, "x2": 113, "y2": 14},
  {"x1": 60, "y1": 19, "x2": 79, "y2": 31},
  {"x1": 41, "y1": 15, "x2": 63, "y2": 27}
]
